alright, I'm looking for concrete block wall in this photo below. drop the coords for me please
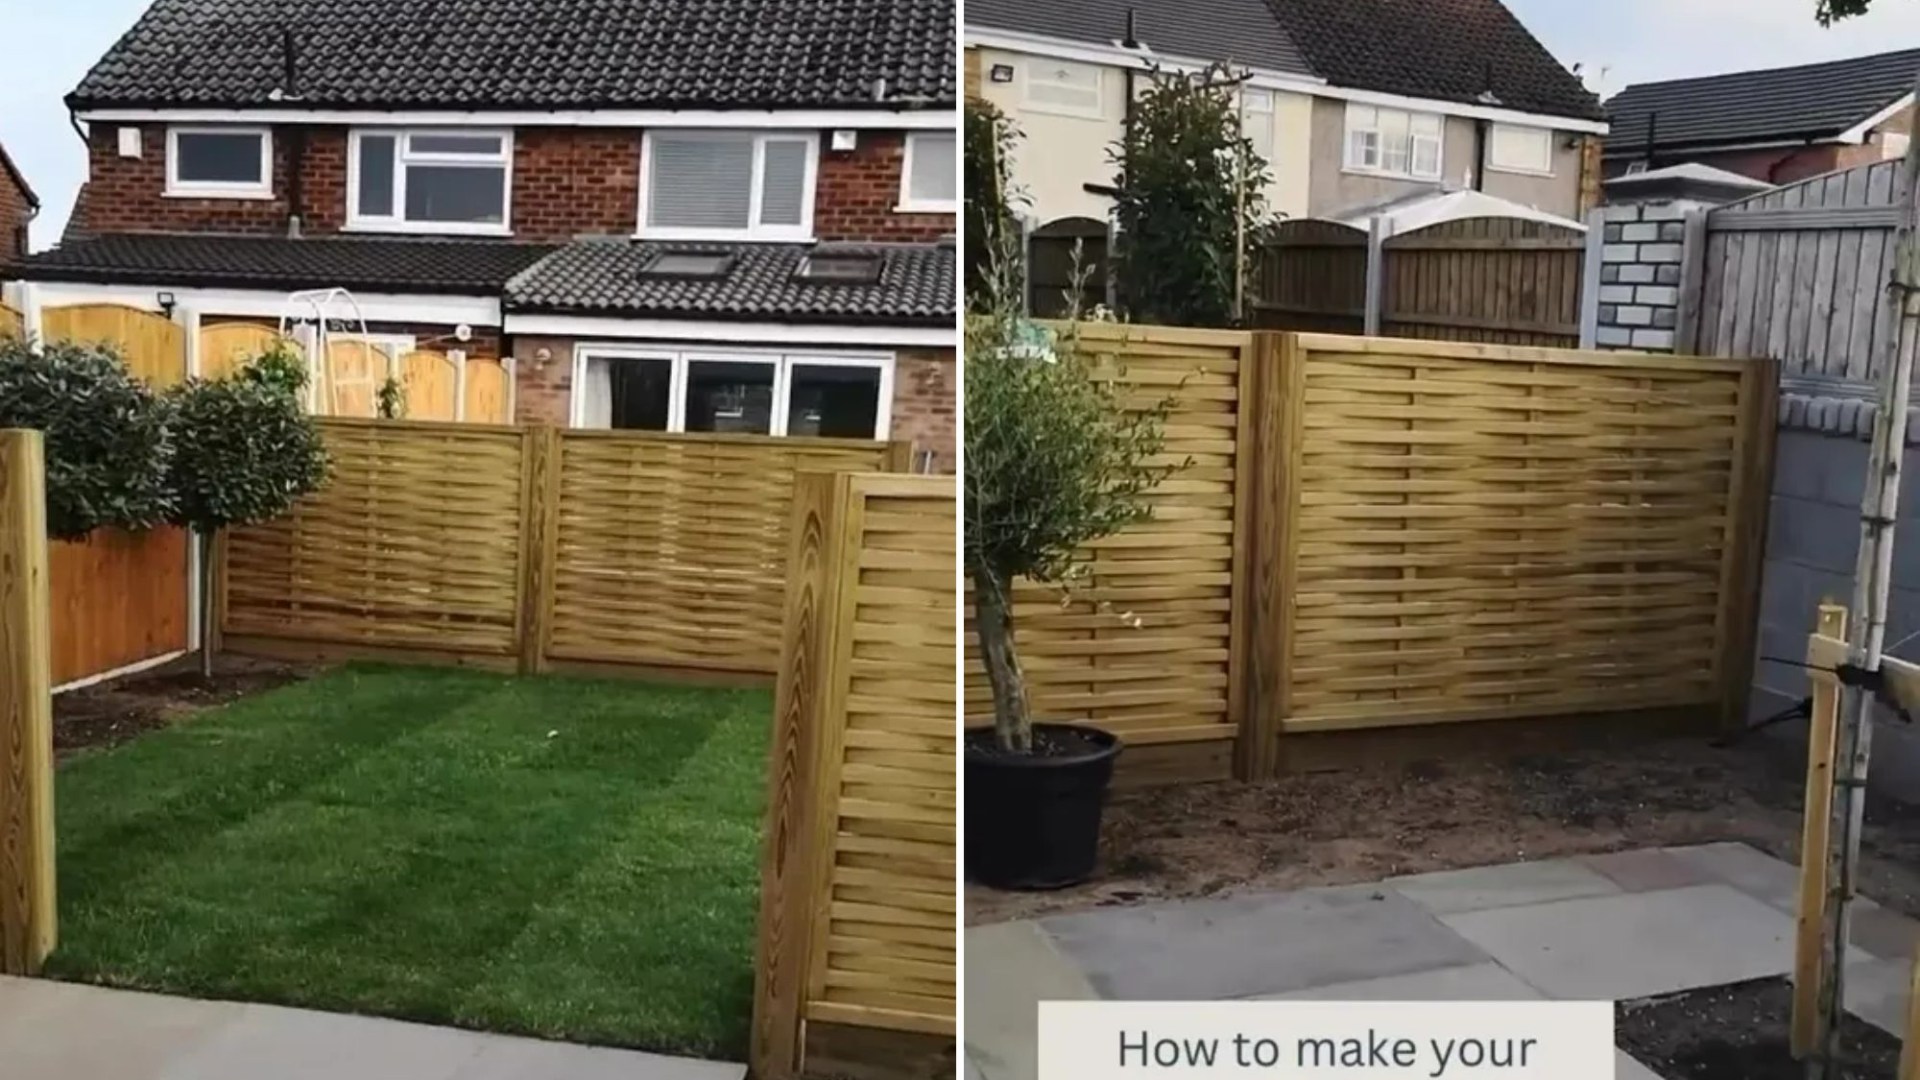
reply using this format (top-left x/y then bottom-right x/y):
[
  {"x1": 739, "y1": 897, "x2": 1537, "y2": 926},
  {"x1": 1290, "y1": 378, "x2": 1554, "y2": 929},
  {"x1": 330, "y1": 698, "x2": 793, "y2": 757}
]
[{"x1": 1593, "y1": 201, "x2": 1693, "y2": 352}]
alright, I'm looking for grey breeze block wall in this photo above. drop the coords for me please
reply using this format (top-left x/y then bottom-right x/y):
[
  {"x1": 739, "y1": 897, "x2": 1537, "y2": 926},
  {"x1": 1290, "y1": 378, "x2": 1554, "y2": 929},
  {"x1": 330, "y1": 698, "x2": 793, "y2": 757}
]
[{"x1": 1593, "y1": 201, "x2": 1689, "y2": 351}]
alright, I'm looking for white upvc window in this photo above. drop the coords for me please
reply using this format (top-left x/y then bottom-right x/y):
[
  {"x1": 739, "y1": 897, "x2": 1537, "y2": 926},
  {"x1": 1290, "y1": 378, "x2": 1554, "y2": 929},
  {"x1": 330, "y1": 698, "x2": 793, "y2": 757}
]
[
  {"x1": 166, "y1": 127, "x2": 273, "y2": 199},
  {"x1": 1345, "y1": 103, "x2": 1443, "y2": 181},
  {"x1": 638, "y1": 131, "x2": 819, "y2": 242},
  {"x1": 1024, "y1": 58, "x2": 1108, "y2": 120},
  {"x1": 1241, "y1": 88, "x2": 1276, "y2": 162},
  {"x1": 1488, "y1": 123, "x2": 1555, "y2": 176},
  {"x1": 347, "y1": 129, "x2": 514, "y2": 235},
  {"x1": 898, "y1": 131, "x2": 957, "y2": 213},
  {"x1": 573, "y1": 346, "x2": 893, "y2": 440}
]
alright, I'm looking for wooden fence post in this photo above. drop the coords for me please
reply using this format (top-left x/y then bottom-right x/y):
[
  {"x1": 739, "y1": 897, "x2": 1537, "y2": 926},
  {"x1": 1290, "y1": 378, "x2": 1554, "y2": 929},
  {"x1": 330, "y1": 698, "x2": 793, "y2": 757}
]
[
  {"x1": 1717, "y1": 357, "x2": 1782, "y2": 732},
  {"x1": 516, "y1": 425, "x2": 562, "y2": 675},
  {"x1": 1239, "y1": 334, "x2": 1305, "y2": 779},
  {"x1": 752, "y1": 471, "x2": 851, "y2": 1080},
  {"x1": 884, "y1": 440, "x2": 916, "y2": 474},
  {"x1": 1578, "y1": 207, "x2": 1606, "y2": 350},
  {"x1": 1901, "y1": 945, "x2": 1920, "y2": 1080},
  {"x1": 0, "y1": 428, "x2": 56, "y2": 976},
  {"x1": 1794, "y1": 600, "x2": 1850, "y2": 1059},
  {"x1": 1675, "y1": 208, "x2": 1710, "y2": 355}
]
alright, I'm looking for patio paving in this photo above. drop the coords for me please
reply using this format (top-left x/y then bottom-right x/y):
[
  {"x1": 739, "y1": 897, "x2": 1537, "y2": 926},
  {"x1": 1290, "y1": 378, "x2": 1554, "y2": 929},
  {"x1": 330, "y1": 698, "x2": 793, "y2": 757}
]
[
  {"x1": 0, "y1": 977, "x2": 744, "y2": 1080},
  {"x1": 964, "y1": 843, "x2": 1920, "y2": 1080}
]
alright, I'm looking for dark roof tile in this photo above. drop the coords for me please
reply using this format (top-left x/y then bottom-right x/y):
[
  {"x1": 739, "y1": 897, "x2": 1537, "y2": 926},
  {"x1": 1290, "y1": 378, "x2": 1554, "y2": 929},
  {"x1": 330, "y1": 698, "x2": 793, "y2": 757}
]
[
  {"x1": 72, "y1": 0, "x2": 954, "y2": 111},
  {"x1": 966, "y1": 0, "x2": 1311, "y2": 78},
  {"x1": 507, "y1": 240, "x2": 954, "y2": 325},
  {"x1": 1605, "y1": 48, "x2": 1920, "y2": 156}
]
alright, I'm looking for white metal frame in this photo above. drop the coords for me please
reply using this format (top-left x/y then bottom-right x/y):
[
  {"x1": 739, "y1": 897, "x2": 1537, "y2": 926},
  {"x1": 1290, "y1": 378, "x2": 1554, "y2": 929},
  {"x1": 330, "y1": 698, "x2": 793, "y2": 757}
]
[
  {"x1": 1343, "y1": 102, "x2": 1444, "y2": 181},
  {"x1": 165, "y1": 126, "x2": 274, "y2": 200},
  {"x1": 346, "y1": 128, "x2": 515, "y2": 236},
  {"x1": 1485, "y1": 122, "x2": 1556, "y2": 178},
  {"x1": 569, "y1": 343, "x2": 894, "y2": 439},
  {"x1": 636, "y1": 130, "x2": 821, "y2": 242},
  {"x1": 897, "y1": 130, "x2": 958, "y2": 213},
  {"x1": 1020, "y1": 56, "x2": 1110, "y2": 121}
]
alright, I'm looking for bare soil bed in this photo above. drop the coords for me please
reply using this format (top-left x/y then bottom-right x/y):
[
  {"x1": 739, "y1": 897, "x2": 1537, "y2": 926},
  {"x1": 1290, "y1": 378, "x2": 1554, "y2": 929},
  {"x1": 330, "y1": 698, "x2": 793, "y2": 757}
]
[
  {"x1": 1617, "y1": 977, "x2": 1897, "y2": 1079},
  {"x1": 53, "y1": 656, "x2": 315, "y2": 757},
  {"x1": 966, "y1": 726, "x2": 1920, "y2": 925}
]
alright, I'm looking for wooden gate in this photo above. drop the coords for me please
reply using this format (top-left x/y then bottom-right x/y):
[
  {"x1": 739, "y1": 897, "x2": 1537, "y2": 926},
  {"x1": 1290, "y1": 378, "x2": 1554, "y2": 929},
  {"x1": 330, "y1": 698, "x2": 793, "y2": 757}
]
[
  {"x1": 39, "y1": 305, "x2": 191, "y2": 687},
  {"x1": 1027, "y1": 217, "x2": 1109, "y2": 318}
]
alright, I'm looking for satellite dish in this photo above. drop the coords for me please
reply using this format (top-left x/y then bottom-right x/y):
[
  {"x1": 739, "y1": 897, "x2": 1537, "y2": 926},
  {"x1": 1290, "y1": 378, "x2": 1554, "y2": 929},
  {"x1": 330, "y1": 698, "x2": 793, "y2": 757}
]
[{"x1": 455, "y1": 324, "x2": 473, "y2": 343}]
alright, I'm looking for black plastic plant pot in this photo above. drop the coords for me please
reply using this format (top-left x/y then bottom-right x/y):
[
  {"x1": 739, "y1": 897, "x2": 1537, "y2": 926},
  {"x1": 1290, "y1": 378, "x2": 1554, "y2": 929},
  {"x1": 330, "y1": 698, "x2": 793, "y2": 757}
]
[{"x1": 965, "y1": 724, "x2": 1123, "y2": 891}]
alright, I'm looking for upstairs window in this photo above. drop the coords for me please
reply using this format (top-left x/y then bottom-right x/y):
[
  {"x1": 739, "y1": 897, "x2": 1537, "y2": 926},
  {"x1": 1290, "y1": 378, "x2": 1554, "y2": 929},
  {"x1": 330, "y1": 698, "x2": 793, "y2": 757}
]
[
  {"x1": 348, "y1": 130, "x2": 513, "y2": 235},
  {"x1": 1025, "y1": 59, "x2": 1107, "y2": 119},
  {"x1": 1241, "y1": 89, "x2": 1276, "y2": 163},
  {"x1": 1488, "y1": 124, "x2": 1554, "y2": 176},
  {"x1": 640, "y1": 131, "x2": 818, "y2": 241},
  {"x1": 899, "y1": 132, "x2": 957, "y2": 213},
  {"x1": 166, "y1": 127, "x2": 272, "y2": 199},
  {"x1": 1345, "y1": 104, "x2": 1443, "y2": 181}
]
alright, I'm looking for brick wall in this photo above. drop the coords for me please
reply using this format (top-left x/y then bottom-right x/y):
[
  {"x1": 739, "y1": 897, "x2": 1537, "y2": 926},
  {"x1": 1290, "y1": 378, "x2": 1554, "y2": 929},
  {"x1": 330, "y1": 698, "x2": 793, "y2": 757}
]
[
  {"x1": 1593, "y1": 201, "x2": 1692, "y2": 352},
  {"x1": 79, "y1": 122, "x2": 952, "y2": 244},
  {"x1": 506, "y1": 335, "x2": 956, "y2": 471},
  {"x1": 0, "y1": 163, "x2": 32, "y2": 262}
]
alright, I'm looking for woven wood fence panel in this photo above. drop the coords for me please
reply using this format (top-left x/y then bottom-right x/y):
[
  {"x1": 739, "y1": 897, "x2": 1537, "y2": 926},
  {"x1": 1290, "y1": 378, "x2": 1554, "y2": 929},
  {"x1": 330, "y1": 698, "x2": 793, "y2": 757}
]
[
  {"x1": 1263, "y1": 334, "x2": 1774, "y2": 739},
  {"x1": 963, "y1": 323, "x2": 1257, "y2": 784},
  {"x1": 223, "y1": 420, "x2": 527, "y2": 656},
  {"x1": 755, "y1": 473, "x2": 956, "y2": 1080},
  {"x1": 544, "y1": 433, "x2": 903, "y2": 675}
]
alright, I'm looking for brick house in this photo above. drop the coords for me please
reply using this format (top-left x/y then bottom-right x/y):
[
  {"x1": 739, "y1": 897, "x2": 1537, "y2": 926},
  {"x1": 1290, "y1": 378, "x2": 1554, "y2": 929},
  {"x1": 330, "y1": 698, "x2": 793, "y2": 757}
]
[
  {"x1": 0, "y1": 143, "x2": 39, "y2": 263},
  {"x1": 1605, "y1": 48, "x2": 1917, "y2": 186},
  {"x1": 5, "y1": 0, "x2": 957, "y2": 469}
]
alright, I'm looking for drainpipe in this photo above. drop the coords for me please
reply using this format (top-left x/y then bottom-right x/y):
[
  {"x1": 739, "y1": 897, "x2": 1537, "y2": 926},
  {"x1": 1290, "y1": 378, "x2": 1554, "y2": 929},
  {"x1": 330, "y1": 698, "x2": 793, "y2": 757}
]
[
  {"x1": 1472, "y1": 119, "x2": 1489, "y2": 192},
  {"x1": 282, "y1": 28, "x2": 304, "y2": 238}
]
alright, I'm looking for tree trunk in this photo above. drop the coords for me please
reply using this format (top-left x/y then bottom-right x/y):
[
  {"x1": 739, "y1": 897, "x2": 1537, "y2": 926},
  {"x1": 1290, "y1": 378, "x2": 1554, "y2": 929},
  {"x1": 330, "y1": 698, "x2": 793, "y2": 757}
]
[
  {"x1": 974, "y1": 573, "x2": 1032, "y2": 754},
  {"x1": 198, "y1": 529, "x2": 217, "y2": 682}
]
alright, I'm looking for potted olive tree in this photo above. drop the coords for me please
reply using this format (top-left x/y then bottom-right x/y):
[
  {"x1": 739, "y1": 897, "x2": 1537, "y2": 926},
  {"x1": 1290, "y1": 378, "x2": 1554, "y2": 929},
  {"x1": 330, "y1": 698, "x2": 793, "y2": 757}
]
[{"x1": 963, "y1": 228, "x2": 1176, "y2": 889}]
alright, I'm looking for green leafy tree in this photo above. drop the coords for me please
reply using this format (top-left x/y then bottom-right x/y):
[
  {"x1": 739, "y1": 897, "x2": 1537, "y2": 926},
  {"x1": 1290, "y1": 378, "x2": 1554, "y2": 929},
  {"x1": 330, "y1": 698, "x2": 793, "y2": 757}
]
[
  {"x1": 0, "y1": 338, "x2": 175, "y2": 540},
  {"x1": 965, "y1": 98, "x2": 1026, "y2": 311},
  {"x1": 964, "y1": 245, "x2": 1176, "y2": 752},
  {"x1": 1109, "y1": 64, "x2": 1273, "y2": 327},
  {"x1": 1817, "y1": 0, "x2": 1873, "y2": 22},
  {"x1": 167, "y1": 350, "x2": 329, "y2": 677}
]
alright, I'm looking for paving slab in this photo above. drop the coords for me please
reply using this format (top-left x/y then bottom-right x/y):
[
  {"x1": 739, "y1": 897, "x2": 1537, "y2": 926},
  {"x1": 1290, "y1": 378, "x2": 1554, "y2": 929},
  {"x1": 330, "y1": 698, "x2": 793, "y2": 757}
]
[
  {"x1": 155, "y1": 1004, "x2": 490, "y2": 1080},
  {"x1": 1389, "y1": 859, "x2": 1620, "y2": 915},
  {"x1": 1615, "y1": 1049, "x2": 1663, "y2": 1079},
  {"x1": 1836, "y1": 956, "x2": 1913, "y2": 1036},
  {"x1": 1847, "y1": 898, "x2": 1920, "y2": 962},
  {"x1": 0, "y1": 978, "x2": 245, "y2": 1080},
  {"x1": 1042, "y1": 885, "x2": 1487, "y2": 1001},
  {"x1": 1664, "y1": 842, "x2": 1801, "y2": 913},
  {"x1": 1442, "y1": 883, "x2": 1857, "y2": 1001},
  {"x1": 964, "y1": 920, "x2": 1099, "y2": 1080},
  {"x1": 1259, "y1": 961, "x2": 1544, "y2": 1002},
  {"x1": 1580, "y1": 850, "x2": 1719, "y2": 894},
  {"x1": 452, "y1": 1036, "x2": 743, "y2": 1080}
]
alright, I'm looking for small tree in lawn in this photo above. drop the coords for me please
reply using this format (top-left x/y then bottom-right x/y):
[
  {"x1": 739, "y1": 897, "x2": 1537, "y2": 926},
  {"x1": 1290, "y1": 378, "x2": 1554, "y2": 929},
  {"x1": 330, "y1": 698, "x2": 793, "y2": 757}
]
[
  {"x1": 965, "y1": 97, "x2": 1026, "y2": 311},
  {"x1": 1109, "y1": 63, "x2": 1273, "y2": 327},
  {"x1": 0, "y1": 337, "x2": 174, "y2": 540},
  {"x1": 167, "y1": 344, "x2": 329, "y2": 678},
  {"x1": 964, "y1": 229, "x2": 1175, "y2": 753}
]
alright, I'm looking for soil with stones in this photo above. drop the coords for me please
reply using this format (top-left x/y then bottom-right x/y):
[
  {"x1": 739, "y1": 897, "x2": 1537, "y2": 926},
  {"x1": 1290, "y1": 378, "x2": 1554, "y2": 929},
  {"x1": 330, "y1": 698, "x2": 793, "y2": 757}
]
[
  {"x1": 52, "y1": 655, "x2": 315, "y2": 758},
  {"x1": 966, "y1": 727, "x2": 1920, "y2": 925},
  {"x1": 1617, "y1": 977, "x2": 1897, "y2": 1079}
]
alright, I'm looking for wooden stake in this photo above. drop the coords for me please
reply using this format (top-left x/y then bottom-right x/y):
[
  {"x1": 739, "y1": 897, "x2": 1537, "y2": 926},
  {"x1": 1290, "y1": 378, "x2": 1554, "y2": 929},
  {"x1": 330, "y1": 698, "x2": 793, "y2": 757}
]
[
  {"x1": 1794, "y1": 601, "x2": 1848, "y2": 1059},
  {"x1": 0, "y1": 428, "x2": 56, "y2": 975},
  {"x1": 1814, "y1": 65, "x2": 1920, "y2": 1080}
]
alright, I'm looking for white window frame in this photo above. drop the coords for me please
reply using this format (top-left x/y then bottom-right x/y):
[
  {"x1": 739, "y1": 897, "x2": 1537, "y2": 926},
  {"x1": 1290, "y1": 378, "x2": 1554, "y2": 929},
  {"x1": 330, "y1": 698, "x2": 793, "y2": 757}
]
[
  {"x1": 636, "y1": 131, "x2": 820, "y2": 242},
  {"x1": 1486, "y1": 123, "x2": 1556, "y2": 177},
  {"x1": 1343, "y1": 103, "x2": 1444, "y2": 182},
  {"x1": 896, "y1": 131, "x2": 957, "y2": 214},
  {"x1": 165, "y1": 126, "x2": 274, "y2": 200},
  {"x1": 1022, "y1": 58, "x2": 1109, "y2": 121},
  {"x1": 1241, "y1": 88, "x2": 1276, "y2": 162},
  {"x1": 346, "y1": 128, "x2": 515, "y2": 237},
  {"x1": 570, "y1": 344, "x2": 894, "y2": 439}
]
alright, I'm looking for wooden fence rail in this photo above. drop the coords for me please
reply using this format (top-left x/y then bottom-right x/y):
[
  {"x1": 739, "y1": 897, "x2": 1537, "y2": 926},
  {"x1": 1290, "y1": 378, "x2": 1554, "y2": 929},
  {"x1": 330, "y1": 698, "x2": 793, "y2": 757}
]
[
  {"x1": 221, "y1": 419, "x2": 909, "y2": 681},
  {"x1": 754, "y1": 472, "x2": 957, "y2": 1080},
  {"x1": 0, "y1": 429, "x2": 56, "y2": 976}
]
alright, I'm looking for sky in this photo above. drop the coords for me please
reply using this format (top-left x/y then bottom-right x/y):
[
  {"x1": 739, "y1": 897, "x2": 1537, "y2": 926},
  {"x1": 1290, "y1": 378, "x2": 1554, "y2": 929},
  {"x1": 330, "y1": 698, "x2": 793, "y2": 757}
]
[{"x1": 3, "y1": 0, "x2": 1919, "y2": 250}]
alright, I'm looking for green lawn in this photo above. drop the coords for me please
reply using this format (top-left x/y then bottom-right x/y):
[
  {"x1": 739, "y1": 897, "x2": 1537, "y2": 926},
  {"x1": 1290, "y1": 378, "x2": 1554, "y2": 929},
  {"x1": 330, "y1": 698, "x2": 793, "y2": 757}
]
[{"x1": 47, "y1": 663, "x2": 771, "y2": 1060}]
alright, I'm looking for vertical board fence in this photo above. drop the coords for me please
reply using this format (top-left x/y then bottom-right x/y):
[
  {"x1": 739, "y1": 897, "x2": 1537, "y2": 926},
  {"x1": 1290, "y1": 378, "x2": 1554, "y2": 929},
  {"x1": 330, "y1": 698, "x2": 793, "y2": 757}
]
[
  {"x1": 1254, "y1": 216, "x2": 1586, "y2": 348},
  {"x1": 220, "y1": 419, "x2": 908, "y2": 680},
  {"x1": 755, "y1": 472, "x2": 956, "y2": 1080},
  {"x1": 964, "y1": 327, "x2": 1778, "y2": 782},
  {"x1": 963, "y1": 323, "x2": 1258, "y2": 785},
  {"x1": 0, "y1": 302, "x2": 23, "y2": 339},
  {"x1": 40, "y1": 304, "x2": 192, "y2": 687}
]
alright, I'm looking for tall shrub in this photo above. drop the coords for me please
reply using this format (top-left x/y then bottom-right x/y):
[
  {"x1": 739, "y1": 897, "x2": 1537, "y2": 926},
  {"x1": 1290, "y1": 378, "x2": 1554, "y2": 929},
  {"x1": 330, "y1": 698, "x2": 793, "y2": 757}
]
[
  {"x1": 1109, "y1": 64, "x2": 1273, "y2": 327},
  {"x1": 167, "y1": 345, "x2": 329, "y2": 677},
  {"x1": 964, "y1": 284, "x2": 1174, "y2": 753},
  {"x1": 0, "y1": 338, "x2": 174, "y2": 540},
  {"x1": 965, "y1": 97, "x2": 1025, "y2": 311}
]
